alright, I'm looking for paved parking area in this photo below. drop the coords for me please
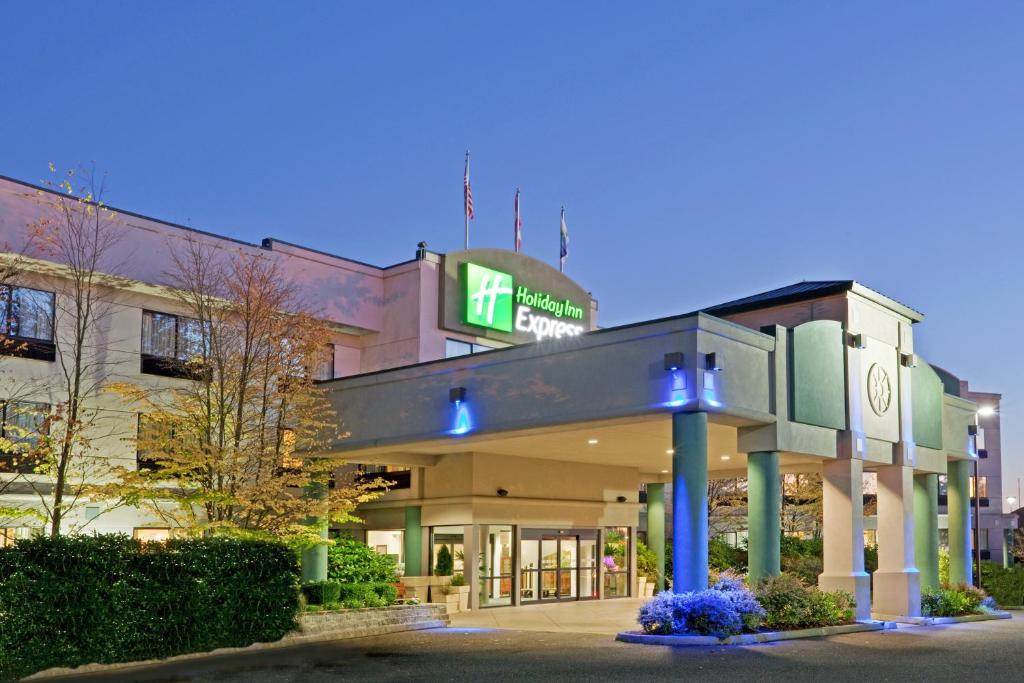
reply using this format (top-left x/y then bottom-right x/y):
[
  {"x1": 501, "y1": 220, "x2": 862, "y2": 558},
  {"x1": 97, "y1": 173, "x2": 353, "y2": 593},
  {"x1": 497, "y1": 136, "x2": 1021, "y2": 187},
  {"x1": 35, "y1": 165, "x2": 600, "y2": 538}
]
[
  {"x1": 43, "y1": 611, "x2": 1024, "y2": 683},
  {"x1": 448, "y1": 597, "x2": 645, "y2": 634}
]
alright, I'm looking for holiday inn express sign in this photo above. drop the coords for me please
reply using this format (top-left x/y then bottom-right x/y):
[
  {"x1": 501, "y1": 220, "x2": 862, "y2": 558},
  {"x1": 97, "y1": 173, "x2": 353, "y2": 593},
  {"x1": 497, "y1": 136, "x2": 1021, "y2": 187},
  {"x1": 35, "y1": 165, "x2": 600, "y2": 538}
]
[
  {"x1": 440, "y1": 249, "x2": 594, "y2": 345},
  {"x1": 462, "y1": 262, "x2": 585, "y2": 340}
]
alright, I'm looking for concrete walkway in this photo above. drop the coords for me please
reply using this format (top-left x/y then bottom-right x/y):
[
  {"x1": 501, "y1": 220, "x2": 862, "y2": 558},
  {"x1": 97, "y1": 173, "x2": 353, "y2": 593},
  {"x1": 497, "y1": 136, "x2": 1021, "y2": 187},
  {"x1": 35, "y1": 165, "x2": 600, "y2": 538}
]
[{"x1": 448, "y1": 598, "x2": 644, "y2": 634}]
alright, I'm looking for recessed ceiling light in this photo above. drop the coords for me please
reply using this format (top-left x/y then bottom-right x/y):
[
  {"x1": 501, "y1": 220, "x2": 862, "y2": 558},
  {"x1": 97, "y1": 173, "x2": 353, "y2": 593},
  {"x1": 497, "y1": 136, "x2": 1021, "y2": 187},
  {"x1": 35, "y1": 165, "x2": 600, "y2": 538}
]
[
  {"x1": 665, "y1": 449, "x2": 674, "y2": 455},
  {"x1": 660, "y1": 469, "x2": 669, "y2": 474},
  {"x1": 588, "y1": 438, "x2": 599, "y2": 445},
  {"x1": 720, "y1": 455, "x2": 731, "y2": 461}
]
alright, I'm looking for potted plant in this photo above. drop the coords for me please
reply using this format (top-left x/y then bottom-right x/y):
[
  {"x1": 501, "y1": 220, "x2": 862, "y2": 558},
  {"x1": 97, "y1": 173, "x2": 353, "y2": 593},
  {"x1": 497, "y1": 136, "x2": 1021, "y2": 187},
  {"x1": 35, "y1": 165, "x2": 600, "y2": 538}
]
[
  {"x1": 429, "y1": 545, "x2": 454, "y2": 603},
  {"x1": 450, "y1": 573, "x2": 470, "y2": 611}
]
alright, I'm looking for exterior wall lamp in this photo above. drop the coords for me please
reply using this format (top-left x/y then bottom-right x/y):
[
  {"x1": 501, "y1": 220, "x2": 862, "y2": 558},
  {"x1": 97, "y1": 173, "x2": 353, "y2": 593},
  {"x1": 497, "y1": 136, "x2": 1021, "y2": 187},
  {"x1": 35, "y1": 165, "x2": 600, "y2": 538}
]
[
  {"x1": 497, "y1": 488, "x2": 509, "y2": 497},
  {"x1": 705, "y1": 352, "x2": 722, "y2": 372},
  {"x1": 900, "y1": 353, "x2": 918, "y2": 368},
  {"x1": 450, "y1": 387, "x2": 467, "y2": 404},
  {"x1": 848, "y1": 333, "x2": 867, "y2": 349},
  {"x1": 663, "y1": 352, "x2": 684, "y2": 372}
]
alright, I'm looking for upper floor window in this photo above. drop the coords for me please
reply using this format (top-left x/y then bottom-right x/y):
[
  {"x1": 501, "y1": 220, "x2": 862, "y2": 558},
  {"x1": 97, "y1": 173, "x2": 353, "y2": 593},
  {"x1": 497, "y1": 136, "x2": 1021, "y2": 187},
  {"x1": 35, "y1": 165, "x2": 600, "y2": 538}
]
[
  {"x1": 445, "y1": 338, "x2": 495, "y2": 359},
  {"x1": 141, "y1": 310, "x2": 207, "y2": 379},
  {"x1": 0, "y1": 401, "x2": 49, "y2": 473},
  {"x1": 0, "y1": 286, "x2": 55, "y2": 342},
  {"x1": 313, "y1": 344, "x2": 335, "y2": 381}
]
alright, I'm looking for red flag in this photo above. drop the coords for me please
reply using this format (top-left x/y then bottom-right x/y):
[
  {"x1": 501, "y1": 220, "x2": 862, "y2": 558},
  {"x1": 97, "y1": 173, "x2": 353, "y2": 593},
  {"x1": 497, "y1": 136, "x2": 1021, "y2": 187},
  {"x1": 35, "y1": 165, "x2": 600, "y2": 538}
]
[{"x1": 514, "y1": 188, "x2": 522, "y2": 253}]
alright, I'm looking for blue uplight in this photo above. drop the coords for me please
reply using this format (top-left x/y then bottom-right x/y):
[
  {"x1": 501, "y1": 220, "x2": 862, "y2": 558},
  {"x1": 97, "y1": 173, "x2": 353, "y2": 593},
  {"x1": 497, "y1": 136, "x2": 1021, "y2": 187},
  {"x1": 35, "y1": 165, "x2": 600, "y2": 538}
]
[
  {"x1": 702, "y1": 370, "x2": 723, "y2": 408},
  {"x1": 450, "y1": 400, "x2": 473, "y2": 435},
  {"x1": 663, "y1": 369, "x2": 689, "y2": 407}
]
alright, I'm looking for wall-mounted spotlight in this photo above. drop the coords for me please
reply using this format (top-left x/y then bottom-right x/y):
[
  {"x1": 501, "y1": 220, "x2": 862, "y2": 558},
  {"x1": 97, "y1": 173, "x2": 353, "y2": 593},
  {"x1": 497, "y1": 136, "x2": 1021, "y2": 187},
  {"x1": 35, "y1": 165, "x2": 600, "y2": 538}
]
[
  {"x1": 450, "y1": 387, "x2": 467, "y2": 404},
  {"x1": 968, "y1": 425, "x2": 979, "y2": 436},
  {"x1": 616, "y1": 495, "x2": 628, "y2": 503},
  {"x1": 978, "y1": 449, "x2": 989, "y2": 459},
  {"x1": 847, "y1": 333, "x2": 866, "y2": 349},
  {"x1": 663, "y1": 352, "x2": 684, "y2": 372},
  {"x1": 705, "y1": 352, "x2": 722, "y2": 372},
  {"x1": 900, "y1": 353, "x2": 918, "y2": 368},
  {"x1": 497, "y1": 488, "x2": 509, "y2": 497}
]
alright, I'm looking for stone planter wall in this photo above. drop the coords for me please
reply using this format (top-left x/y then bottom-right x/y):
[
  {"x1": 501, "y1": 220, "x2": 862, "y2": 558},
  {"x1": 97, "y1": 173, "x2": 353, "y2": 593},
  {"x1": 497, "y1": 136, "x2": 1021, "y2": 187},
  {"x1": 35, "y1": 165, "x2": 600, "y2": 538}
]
[{"x1": 290, "y1": 604, "x2": 449, "y2": 642}]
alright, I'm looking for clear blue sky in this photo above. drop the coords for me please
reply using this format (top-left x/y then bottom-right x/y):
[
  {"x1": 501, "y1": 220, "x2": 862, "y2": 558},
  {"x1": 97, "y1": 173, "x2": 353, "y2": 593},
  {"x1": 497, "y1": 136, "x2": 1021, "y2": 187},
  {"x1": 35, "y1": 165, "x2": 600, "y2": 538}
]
[{"x1": 3, "y1": 2, "x2": 1022, "y2": 502}]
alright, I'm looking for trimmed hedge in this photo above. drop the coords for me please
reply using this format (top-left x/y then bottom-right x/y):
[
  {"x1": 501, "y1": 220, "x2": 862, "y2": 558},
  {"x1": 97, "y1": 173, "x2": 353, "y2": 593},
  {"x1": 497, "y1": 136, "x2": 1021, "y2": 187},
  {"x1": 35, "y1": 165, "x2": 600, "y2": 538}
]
[
  {"x1": 0, "y1": 535, "x2": 299, "y2": 680},
  {"x1": 302, "y1": 580, "x2": 343, "y2": 605},
  {"x1": 327, "y1": 537, "x2": 398, "y2": 584},
  {"x1": 981, "y1": 561, "x2": 1024, "y2": 606}
]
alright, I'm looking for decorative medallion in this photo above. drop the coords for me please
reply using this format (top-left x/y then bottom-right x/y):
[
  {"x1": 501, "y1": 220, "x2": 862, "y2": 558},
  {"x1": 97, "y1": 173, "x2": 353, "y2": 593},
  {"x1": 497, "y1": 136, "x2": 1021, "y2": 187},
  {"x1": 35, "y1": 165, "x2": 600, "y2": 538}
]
[{"x1": 867, "y1": 363, "x2": 892, "y2": 416}]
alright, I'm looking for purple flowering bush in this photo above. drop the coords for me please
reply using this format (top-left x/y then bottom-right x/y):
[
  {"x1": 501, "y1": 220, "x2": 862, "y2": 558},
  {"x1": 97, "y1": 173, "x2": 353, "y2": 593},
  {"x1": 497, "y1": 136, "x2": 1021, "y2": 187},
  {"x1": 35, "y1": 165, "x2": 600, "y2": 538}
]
[{"x1": 638, "y1": 574, "x2": 765, "y2": 638}]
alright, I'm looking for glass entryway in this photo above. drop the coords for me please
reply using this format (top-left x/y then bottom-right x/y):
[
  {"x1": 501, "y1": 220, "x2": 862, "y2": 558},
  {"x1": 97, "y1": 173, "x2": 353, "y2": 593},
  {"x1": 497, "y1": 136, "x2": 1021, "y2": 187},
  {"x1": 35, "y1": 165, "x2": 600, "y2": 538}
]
[{"x1": 520, "y1": 529, "x2": 598, "y2": 602}]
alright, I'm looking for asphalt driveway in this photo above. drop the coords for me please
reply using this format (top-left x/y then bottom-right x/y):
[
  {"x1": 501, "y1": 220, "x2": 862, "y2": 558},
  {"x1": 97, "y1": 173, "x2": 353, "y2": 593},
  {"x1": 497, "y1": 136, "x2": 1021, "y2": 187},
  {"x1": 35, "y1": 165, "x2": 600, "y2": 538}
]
[{"x1": 37, "y1": 612, "x2": 1024, "y2": 683}]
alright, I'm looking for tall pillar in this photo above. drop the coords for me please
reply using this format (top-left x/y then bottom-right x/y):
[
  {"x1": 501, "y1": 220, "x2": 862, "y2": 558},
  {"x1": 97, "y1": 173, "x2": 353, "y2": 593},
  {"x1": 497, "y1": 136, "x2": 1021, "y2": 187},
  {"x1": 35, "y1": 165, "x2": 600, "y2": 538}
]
[
  {"x1": 464, "y1": 524, "x2": 479, "y2": 610},
  {"x1": 747, "y1": 451, "x2": 781, "y2": 585},
  {"x1": 913, "y1": 474, "x2": 939, "y2": 590},
  {"x1": 672, "y1": 411, "x2": 708, "y2": 592},
  {"x1": 646, "y1": 483, "x2": 666, "y2": 591},
  {"x1": 300, "y1": 478, "x2": 329, "y2": 582},
  {"x1": 1003, "y1": 528, "x2": 1013, "y2": 569},
  {"x1": 947, "y1": 459, "x2": 973, "y2": 586},
  {"x1": 874, "y1": 465, "x2": 920, "y2": 616},
  {"x1": 819, "y1": 458, "x2": 871, "y2": 620},
  {"x1": 403, "y1": 506, "x2": 423, "y2": 576}
]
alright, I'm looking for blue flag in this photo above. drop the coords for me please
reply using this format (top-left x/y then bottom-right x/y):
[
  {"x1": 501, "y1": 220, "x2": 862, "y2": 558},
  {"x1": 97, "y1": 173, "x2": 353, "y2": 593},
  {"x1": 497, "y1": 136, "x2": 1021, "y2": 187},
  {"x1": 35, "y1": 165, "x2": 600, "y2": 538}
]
[{"x1": 559, "y1": 207, "x2": 568, "y2": 272}]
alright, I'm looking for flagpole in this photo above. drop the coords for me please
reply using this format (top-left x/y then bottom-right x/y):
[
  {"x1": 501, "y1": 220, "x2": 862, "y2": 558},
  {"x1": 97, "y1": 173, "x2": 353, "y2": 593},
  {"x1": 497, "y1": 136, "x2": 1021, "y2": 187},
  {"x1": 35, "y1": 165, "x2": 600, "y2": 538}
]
[{"x1": 464, "y1": 152, "x2": 470, "y2": 249}]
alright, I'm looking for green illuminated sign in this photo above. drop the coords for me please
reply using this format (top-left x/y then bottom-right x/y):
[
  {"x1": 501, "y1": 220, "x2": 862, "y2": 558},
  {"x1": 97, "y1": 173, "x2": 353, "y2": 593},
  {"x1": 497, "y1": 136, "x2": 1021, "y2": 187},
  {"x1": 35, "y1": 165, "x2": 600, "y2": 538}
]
[
  {"x1": 463, "y1": 262, "x2": 514, "y2": 332},
  {"x1": 462, "y1": 261, "x2": 587, "y2": 340}
]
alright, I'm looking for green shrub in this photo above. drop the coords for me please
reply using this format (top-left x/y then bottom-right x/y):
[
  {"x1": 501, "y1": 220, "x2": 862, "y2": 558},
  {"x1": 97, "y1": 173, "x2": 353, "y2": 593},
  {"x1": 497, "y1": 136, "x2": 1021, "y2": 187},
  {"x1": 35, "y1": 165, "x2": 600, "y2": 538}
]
[
  {"x1": 753, "y1": 573, "x2": 854, "y2": 629},
  {"x1": 939, "y1": 547, "x2": 950, "y2": 585},
  {"x1": 0, "y1": 535, "x2": 299, "y2": 680},
  {"x1": 637, "y1": 541, "x2": 660, "y2": 582},
  {"x1": 981, "y1": 561, "x2": 1024, "y2": 606},
  {"x1": 780, "y1": 553, "x2": 822, "y2": 585},
  {"x1": 327, "y1": 537, "x2": 397, "y2": 584},
  {"x1": 336, "y1": 581, "x2": 398, "y2": 608},
  {"x1": 921, "y1": 584, "x2": 987, "y2": 617},
  {"x1": 435, "y1": 544, "x2": 454, "y2": 576},
  {"x1": 449, "y1": 572, "x2": 466, "y2": 586},
  {"x1": 709, "y1": 536, "x2": 742, "y2": 571},
  {"x1": 301, "y1": 580, "x2": 342, "y2": 605}
]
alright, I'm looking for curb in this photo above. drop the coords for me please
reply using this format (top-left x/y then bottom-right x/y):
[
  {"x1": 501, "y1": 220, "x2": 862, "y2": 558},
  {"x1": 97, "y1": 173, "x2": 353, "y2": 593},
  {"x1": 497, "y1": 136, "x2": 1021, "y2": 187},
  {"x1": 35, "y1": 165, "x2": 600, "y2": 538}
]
[
  {"x1": 872, "y1": 610, "x2": 1012, "y2": 626},
  {"x1": 27, "y1": 611, "x2": 448, "y2": 680},
  {"x1": 615, "y1": 620, "x2": 890, "y2": 646}
]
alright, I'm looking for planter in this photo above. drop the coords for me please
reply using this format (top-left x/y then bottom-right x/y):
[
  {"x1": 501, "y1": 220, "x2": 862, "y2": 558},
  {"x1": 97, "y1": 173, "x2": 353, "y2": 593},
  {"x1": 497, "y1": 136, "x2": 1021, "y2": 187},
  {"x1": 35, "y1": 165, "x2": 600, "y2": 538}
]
[
  {"x1": 428, "y1": 576, "x2": 452, "y2": 603},
  {"x1": 616, "y1": 620, "x2": 892, "y2": 646},
  {"x1": 400, "y1": 576, "x2": 432, "y2": 603},
  {"x1": 428, "y1": 591, "x2": 461, "y2": 613},
  {"x1": 453, "y1": 585, "x2": 471, "y2": 612},
  {"x1": 638, "y1": 577, "x2": 648, "y2": 597},
  {"x1": 644, "y1": 580, "x2": 656, "y2": 597}
]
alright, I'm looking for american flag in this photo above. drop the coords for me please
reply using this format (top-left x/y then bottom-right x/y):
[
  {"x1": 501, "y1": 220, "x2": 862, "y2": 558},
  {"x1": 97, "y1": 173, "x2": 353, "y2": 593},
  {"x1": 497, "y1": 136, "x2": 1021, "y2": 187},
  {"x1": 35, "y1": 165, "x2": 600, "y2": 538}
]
[
  {"x1": 559, "y1": 207, "x2": 568, "y2": 272},
  {"x1": 514, "y1": 188, "x2": 522, "y2": 253},
  {"x1": 464, "y1": 153, "x2": 474, "y2": 221}
]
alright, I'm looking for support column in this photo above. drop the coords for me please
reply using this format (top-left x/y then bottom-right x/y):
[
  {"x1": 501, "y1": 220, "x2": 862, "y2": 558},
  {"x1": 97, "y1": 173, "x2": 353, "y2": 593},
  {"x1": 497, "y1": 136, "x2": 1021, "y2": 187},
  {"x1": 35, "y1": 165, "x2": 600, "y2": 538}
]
[
  {"x1": 747, "y1": 451, "x2": 781, "y2": 585},
  {"x1": 819, "y1": 458, "x2": 871, "y2": 620},
  {"x1": 1003, "y1": 528, "x2": 1013, "y2": 569},
  {"x1": 403, "y1": 506, "x2": 423, "y2": 576},
  {"x1": 646, "y1": 483, "x2": 666, "y2": 592},
  {"x1": 672, "y1": 411, "x2": 708, "y2": 592},
  {"x1": 464, "y1": 524, "x2": 479, "y2": 610},
  {"x1": 874, "y1": 465, "x2": 920, "y2": 616},
  {"x1": 947, "y1": 459, "x2": 973, "y2": 586},
  {"x1": 913, "y1": 474, "x2": 939, "y2": 590},
  {"x1": 300, "y1": 478, "x2": 329, "y2": 582}
]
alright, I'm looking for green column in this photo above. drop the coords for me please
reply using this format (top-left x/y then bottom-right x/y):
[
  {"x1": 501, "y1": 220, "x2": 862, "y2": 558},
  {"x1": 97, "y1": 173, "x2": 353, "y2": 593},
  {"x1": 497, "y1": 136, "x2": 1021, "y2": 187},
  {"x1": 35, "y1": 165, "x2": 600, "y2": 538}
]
[
  {"x1": 1003, "y1": 528, "x2": 1013, "y2": 569},
  {"x1": 404, "y1": 506, "x2": 423, "y2": 576},
  {"x1": 300, "y1": 478, "x2": 329, "y2": 582},
  {"x1": 747, "y1": 451, "x2": 781, "y2": 585},
  {"x1": 947, "y1": 460, "x2": 973, "y2": 586},
  {"x1": 672, "y1": 411, "x2": 708, "y2": 592},
  {"x1": 646, "y1": 483, "x2": 666, "y2": 592},
  {"x1": 913, "y1": 473, "x2": 940, "y2": 590}
]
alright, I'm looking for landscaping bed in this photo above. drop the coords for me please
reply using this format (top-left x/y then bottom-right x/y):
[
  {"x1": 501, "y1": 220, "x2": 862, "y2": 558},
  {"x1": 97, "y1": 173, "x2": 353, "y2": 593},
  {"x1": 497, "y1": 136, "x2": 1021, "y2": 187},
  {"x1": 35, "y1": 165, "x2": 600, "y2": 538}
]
[{"x1": 617, "y1": 620, "x2": 889, "y2": 646}]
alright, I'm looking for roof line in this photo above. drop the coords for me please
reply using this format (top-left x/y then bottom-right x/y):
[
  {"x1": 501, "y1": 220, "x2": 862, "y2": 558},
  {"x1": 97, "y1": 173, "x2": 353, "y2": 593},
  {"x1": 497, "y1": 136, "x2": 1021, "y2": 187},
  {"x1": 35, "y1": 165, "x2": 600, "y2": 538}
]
[{"x1": 0, "y1": 173, "x2": 415, "y2": 272}]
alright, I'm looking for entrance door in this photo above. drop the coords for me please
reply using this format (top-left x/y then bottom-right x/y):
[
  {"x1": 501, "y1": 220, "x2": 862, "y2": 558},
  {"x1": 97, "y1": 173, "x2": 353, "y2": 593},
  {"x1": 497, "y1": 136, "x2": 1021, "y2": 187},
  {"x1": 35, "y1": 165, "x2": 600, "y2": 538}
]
[{"x1": 521, "y1": 529, "x2": 599, "y2": 603}]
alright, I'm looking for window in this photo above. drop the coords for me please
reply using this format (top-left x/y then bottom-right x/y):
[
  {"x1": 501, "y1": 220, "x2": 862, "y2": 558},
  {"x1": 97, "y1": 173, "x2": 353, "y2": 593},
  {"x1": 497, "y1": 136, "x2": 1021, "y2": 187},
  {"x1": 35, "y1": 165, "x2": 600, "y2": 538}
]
[
  {"x1": 0, "y1": 286, "x2": 56, "y2": 361},
  {"x1": 136, "y1": 414, "x2": 173, "y2": 472},
  {"x1": 603, "y1": 527, "x2": 631, "y2": 598},
  {"x1": 133, "y1": 528, "x2": 172, "y2": 542},
  {"x1": 313, "y1": 344, "x2": 335, "y2": 381},
  {"x1": 445, "y1": 338, "x2": 495, "y2": 358},
  {"x1": 0, "y1": 527, "x2": 42, "y2": 547},
  {"x1": 0, "y1": 401, "x2": 49, "y2": 473},
  {"x1": 141, "y1": 310, "x2": 208, "y2": 378},
  {"x1": 479, "y1": 525, "x2": 514, "y2": 607},
  {"x1": 355, "y1": 464, "x2": 411, "y2": 490},
  {"x1": 970, "y1": 476, "x2": 988, "y2": 498},
  {"x1": 430, "y1": 526, "x2": 465, "y2": 575},
  {"x1": 367, "y1": 529, "x2": 405, "y2": 574}
]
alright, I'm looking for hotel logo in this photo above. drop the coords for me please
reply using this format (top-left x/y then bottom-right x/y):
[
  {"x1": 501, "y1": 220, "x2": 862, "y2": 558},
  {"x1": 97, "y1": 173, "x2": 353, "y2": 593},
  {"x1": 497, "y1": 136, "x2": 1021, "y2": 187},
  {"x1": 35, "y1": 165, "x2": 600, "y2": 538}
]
[{"x1": 463, "y1": 262, "x2": 514, "y2": 332}]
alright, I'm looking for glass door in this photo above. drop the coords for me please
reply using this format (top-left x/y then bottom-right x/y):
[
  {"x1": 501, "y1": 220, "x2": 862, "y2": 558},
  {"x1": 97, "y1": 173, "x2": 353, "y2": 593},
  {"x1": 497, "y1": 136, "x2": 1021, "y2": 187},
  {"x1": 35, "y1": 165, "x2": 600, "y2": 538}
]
[{"x1": 520, "y1": 529, "x2": 600, "y2": 603}]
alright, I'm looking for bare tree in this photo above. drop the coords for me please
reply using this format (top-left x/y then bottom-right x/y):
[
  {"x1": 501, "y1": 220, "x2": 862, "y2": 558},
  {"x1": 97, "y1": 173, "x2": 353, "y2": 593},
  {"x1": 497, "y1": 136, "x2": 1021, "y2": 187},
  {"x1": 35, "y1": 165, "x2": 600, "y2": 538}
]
[
  {"x1": 105, "y1": 240, "x2": 385, "y2": 540},
  {"x1": 2, "y1": 166, "x2": 129, "y2": 536}
]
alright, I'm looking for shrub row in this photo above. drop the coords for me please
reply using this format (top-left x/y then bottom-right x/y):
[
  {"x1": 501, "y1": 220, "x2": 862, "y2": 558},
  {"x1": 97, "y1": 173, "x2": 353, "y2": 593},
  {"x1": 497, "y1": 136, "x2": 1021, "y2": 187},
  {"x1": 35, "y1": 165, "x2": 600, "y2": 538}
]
[
  {"x1": 753, "y1": 574, "x2": 854, "y2": 629},
  {"x1": 301, "y1": 580, "x2": 399, "y2": 609},
  {"x1": 980, "y1": 561, "x2": 1024, "y2": 607},
  {"x1": 327, "y1": 537, "x2": 398, "y2": 583},
  {"x1": 0, "y1": 535, "x2": 299, "y2": 680},
  {"x1": 921, "y1": 584, "x2": 989, "y2": 617}
]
